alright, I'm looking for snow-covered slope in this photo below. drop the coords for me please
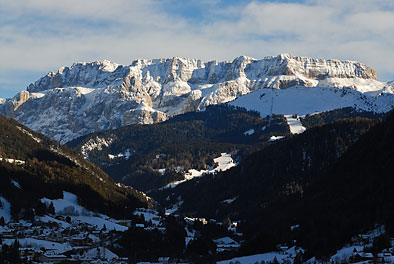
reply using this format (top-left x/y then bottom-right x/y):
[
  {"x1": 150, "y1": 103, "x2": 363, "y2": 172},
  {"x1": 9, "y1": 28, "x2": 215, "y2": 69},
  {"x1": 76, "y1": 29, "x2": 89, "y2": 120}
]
[
  {"x1": 1, "y1": 54, "x2": 393, "y2": 143},
  {"x1": 230, "y1": 86, "x2": 394, "y2": 117},
  {"x1": 41, "y1": 191, "x2": 128, "y2": 231},
  {"x1": 163, "y1": 152, "x2": 237, "y2": 189},
  {"x1": 284, "y1": 115, "x2": 306, "y2": 134}
]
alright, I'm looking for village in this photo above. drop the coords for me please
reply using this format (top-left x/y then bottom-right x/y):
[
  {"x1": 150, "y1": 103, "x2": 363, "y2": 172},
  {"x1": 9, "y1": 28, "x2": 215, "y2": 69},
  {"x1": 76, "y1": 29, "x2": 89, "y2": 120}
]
[
  {"x1": 0, "y1": 213, "x2": 131, "y2": 263},
  {"x1": 2, "y1": 192, "x2": 393, "y2": 263},
  {"x1": 0, "y1": 191, "x2": 243, "y2": 264}
]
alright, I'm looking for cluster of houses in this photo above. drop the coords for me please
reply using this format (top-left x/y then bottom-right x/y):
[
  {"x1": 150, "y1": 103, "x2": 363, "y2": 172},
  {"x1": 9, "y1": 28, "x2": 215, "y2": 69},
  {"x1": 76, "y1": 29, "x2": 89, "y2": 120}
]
[
  {"x1": 0, "y1": 216, "x2": 130, "y2": 263},
  {"x1": 328, "y1": 230, "x2": 394, "y2": 264},
  {"x1": 0, "y1": 205, "x2": 247, "y2": 263}
]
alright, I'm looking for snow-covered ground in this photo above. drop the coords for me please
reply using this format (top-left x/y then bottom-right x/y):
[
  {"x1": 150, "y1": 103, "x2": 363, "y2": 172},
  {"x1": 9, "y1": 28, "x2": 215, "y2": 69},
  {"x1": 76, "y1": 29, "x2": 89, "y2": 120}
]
[
  {"x1": 0, "y1": 157, "x2": 25, "y2": 165},
  {"x1": 41, "y1": 191, "x2": 128, "y2": 231},
  {"x1": 218, "y1": 246, "x2": 304, "y2": 264},
  {"x1": 219, "y1": 226, "x2": 393, "y2": 264},
  {"x1": 11, "y1": 180, "x2": 22, "y2": 189},
  {"x1": 284, "y1": 114, "x2": 306, "y2": 134},
  {"x1": 36, "y1": 215, "x2": 71, "y2": 228},
  {"x1": 108, "y1": 148, "x2": 131, "y2": 160},
  {"x1": 16, "y1": 126, "x2": 42, "y2": 143},
  {"x1": 133, "y1": 208, "x2": 161, "y2": 226},
  {"x1": 213, "y1": 153, "x2": 237, "y2": 172},
  {"x1": 330, "y1": 245, "x2": 365, "y2": 263},
  {"x1": 214, "y1": 237, "x2": 240, "y2": 253},
  {"x1": 3, "y1": 238, "x2": 72, "y2": 254},
  {"x1": 42, "y1": 192, "x2": 87, "y2": 216},
  {"x1": 230, "y1": 86, "x2": 394, "y2": 117},
  {"x1": 329, "y1": 226, "x2": 386, "y2": 263},
  {"x1": 163, "y1": 152, "x2": 237, "y2": 189},
  {"x1": 243, "y1": 129, "x2": 255, "y2": 136},
  {"x1": 269, "y1": 135, "x2": 285, "y2": 141},
  {"x1": 79, "y1": 247, "x2": 119, "y2": 260},
  {"x1": 221, "y1": 197, "x2": 237, "y2": 204}
]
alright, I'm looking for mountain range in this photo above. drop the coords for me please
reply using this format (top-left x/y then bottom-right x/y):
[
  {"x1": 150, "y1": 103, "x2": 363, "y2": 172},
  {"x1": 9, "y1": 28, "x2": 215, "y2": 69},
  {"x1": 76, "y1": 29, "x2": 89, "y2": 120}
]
[{"x1": 1, "y1": 54, "x2": 393, "y2": 143}]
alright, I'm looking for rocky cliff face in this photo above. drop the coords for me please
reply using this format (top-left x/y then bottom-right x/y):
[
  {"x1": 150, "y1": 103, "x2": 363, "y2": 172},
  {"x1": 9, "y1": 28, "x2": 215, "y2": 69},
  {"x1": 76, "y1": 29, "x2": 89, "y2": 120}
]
[{"x1": 0, "y1": 54, "x2": 391, "y2": 143}]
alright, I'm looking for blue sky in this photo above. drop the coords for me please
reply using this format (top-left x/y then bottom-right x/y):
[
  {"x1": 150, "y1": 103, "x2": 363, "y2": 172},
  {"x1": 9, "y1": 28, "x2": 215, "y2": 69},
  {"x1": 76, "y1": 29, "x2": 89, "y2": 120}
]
[{"x1": 1, "y1": 0, "x2": 394, "y2": 98}]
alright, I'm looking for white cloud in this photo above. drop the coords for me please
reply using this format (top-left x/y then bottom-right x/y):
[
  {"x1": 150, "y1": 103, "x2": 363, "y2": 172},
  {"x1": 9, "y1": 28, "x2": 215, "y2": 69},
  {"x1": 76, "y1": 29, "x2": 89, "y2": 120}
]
[{"x1": 0, "y1": 0, "x2": 394, "y2": 97}]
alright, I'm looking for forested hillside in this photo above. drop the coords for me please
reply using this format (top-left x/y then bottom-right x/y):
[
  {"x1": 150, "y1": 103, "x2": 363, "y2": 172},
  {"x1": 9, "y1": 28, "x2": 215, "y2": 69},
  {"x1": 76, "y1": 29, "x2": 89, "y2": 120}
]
[
  {"x1": 0, "y1": 115, "x2": 151, "y2": 221},
  {"x1": 68, "y1": 105, "x2": 291, "y2": 191},
  {"x1": 151, "y1": 113, "x2": 393, "y2": 258},
  {"x1": 238, "y1": 110, "x2": 394, "y2": 259},
  {"x1": 152, "y1": 117, "x2": 380, "y2": 218}
]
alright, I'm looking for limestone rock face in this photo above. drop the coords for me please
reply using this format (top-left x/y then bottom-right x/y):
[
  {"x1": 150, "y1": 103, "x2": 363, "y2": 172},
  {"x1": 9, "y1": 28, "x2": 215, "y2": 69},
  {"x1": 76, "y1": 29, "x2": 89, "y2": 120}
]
[
  {"x1": 122, "y1": 102, "x2": 167, "y2": 126},
  {"x1": 0, "y1": 54, "x2": 390, "y2": 143}
]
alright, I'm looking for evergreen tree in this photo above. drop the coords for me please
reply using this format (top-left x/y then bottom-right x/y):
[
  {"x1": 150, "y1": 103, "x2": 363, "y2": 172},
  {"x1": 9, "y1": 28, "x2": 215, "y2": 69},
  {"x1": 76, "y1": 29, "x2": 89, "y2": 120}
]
[{"x1": 48, "y1": 202, "x2": 55, "y2": 215}]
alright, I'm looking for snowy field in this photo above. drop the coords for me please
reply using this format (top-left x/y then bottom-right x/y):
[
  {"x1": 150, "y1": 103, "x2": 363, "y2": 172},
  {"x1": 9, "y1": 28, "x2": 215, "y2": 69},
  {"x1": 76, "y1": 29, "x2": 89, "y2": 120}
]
[
  {"x1": 218, "y1": 246, "x2": 303, "y2": 264},
  {"x1": 41, "y1": 191, "x2": 128, "y2": 231}
]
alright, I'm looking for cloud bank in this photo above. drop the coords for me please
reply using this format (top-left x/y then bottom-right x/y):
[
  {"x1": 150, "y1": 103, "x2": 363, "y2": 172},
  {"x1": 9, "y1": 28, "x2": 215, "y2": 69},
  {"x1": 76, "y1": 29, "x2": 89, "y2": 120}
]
[{"x1": 0, "y1": 0, "x2": 393, "y2": 97}]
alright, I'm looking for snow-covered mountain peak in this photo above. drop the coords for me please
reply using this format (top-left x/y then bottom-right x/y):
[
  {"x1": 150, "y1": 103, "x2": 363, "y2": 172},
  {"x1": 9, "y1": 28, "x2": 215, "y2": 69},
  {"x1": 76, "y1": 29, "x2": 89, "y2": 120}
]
[
  {"x1": 69, "y1": 60, "x2": 120, "y2": 72},
  {"x1": 3, "y1": 54, "x2": 394, "y2": 143},
  {"x1": 259, "y1": 54, "x2": 377, "y2": 80}
]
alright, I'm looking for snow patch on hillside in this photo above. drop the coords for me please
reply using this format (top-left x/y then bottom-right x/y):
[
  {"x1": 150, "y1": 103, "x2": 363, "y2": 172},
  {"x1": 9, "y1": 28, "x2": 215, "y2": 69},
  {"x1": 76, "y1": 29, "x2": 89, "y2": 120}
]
[
  {"x1": 218, "y1": 246, "x2": 304, "y2": 264},
  {"x1": 16, "y1": 126, "x2": 42, "y2": 143},
  {"x1": 133, "y1": 208, "x2": 161, "y2": 226},
  {"x1": 244, "y1": 129, "x2": 255, "y2": 136},
  {"x1": 42, "y1": 192, "x2": 86, "y2": 215},
  {"x1": 269, "y1": 136, "x2": 285, "y2": 142},
  {"x1": 221, "y1": 197, "x2": 237, "y2": 204},
  {"x1": 30, "y1": 92, "x2": 46, "y2": 99},
  {"x1": 76, "y1": 87, "x2": 95, "y2": 95},
  {"x1": 213, "y1": 153, "x2": 237, "y2": 172},
  {"x1": 80, "y1": 136, "x2": 114, "y2": 159},
  {"x1": 285, "y1": 115, "x2": 306, "y2": 134},
  {"x1": 108, "y1": 148, "x2": 131, "y2": 160},
  {"x1": 164, "y1": 152, "x2": 237, "y2": 189},
  {"x1": 0, "y1": 157, "x2": 25, "y2": 165},
  {"x1": 11, "y1": 180, "x2": 21, "y2": 189}
]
